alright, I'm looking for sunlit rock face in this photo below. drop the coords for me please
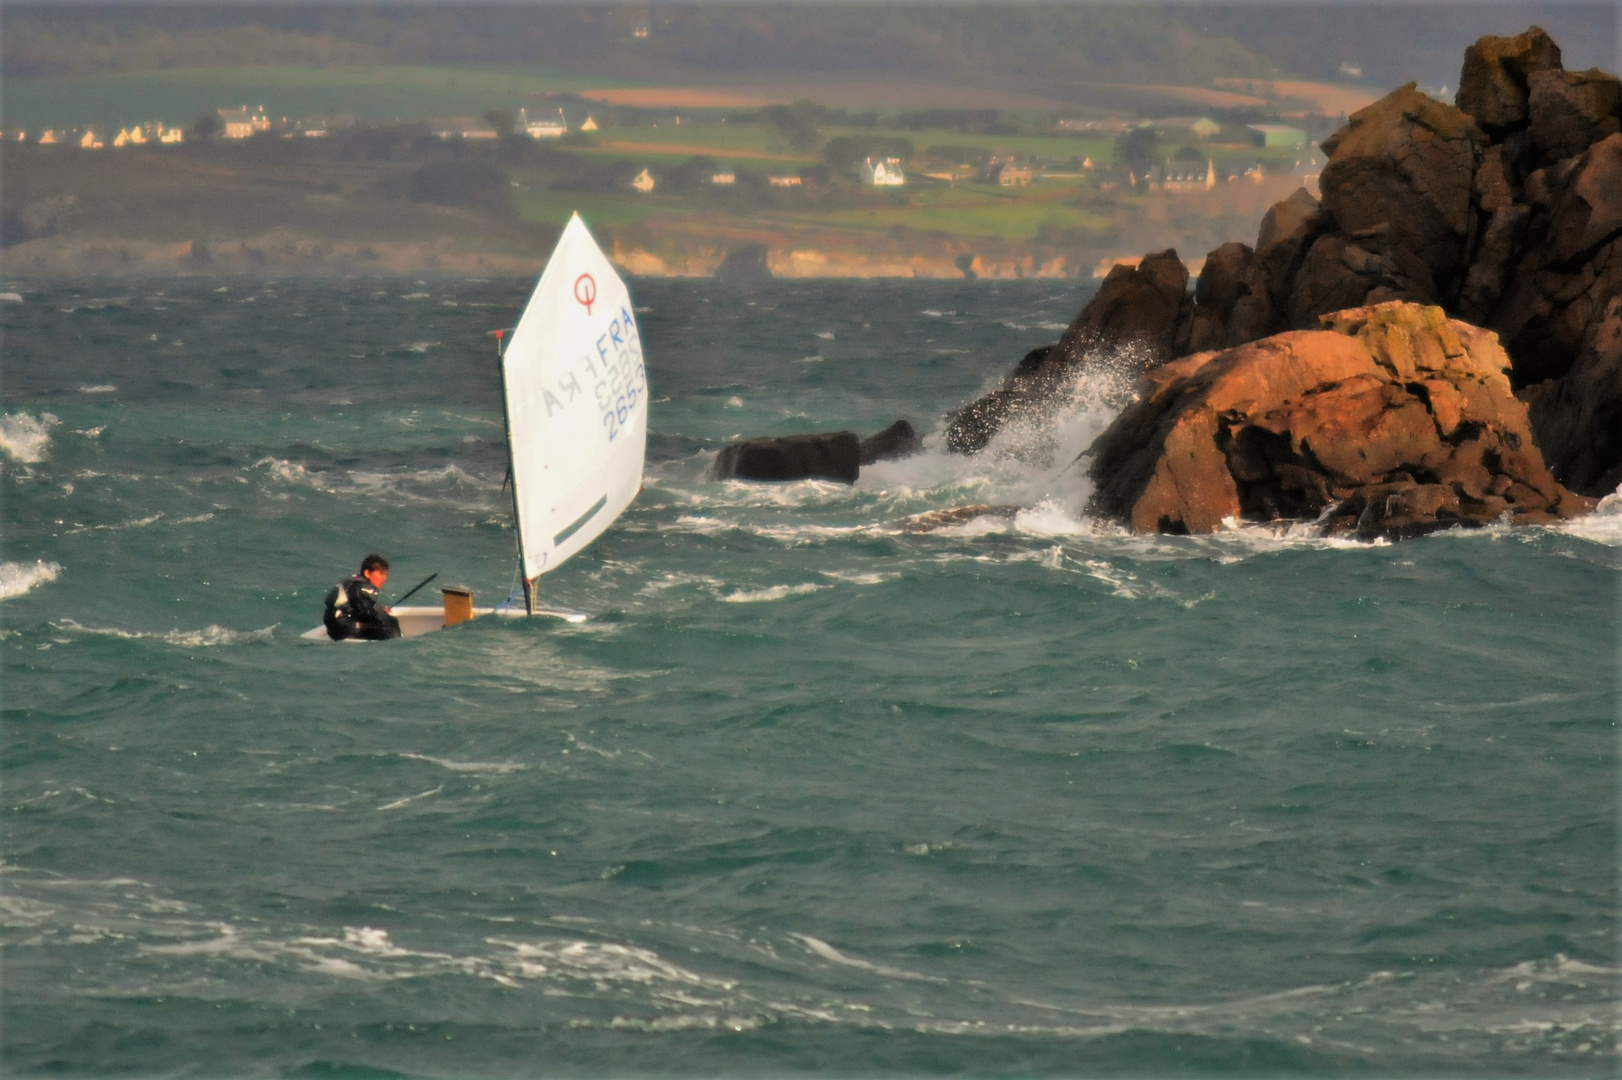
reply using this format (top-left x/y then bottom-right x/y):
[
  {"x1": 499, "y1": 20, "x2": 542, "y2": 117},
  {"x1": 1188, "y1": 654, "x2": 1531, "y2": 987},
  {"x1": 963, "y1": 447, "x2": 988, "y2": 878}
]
[{"x1": 1084, "y1": 302, "x2": 1593, "y2": 541}]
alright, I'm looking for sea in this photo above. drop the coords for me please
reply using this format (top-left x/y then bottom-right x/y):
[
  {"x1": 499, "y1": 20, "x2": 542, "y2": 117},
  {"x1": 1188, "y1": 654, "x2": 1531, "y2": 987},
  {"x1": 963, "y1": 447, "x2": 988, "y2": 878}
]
[{"x1": 2, "y1": 275, "x2": 1617, "y2": 1078}]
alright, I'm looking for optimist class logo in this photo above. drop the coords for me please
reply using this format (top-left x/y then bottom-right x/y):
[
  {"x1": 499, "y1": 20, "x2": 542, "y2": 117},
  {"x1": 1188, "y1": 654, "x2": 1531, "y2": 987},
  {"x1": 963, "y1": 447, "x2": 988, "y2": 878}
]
[{"x1": 574, "y1": 274, "x2": 597, "y2": 314}]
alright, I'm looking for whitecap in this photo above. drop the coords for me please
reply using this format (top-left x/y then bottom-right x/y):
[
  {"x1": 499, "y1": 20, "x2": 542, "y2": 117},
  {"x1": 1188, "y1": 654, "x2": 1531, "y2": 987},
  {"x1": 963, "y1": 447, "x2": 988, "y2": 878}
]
[
  {"x1": 0, "y1": 561, "x2": 61, "y2": 601},
  {"x1": 793, "y1": 933, "x2": 944, "y2": 983},
  {"x1": 49, "y1": 619, "x2": 276, "y2": 646},
  {"x1": 1560, "y1": 485, "x2": 1622, "y2": 546},
  {"x1": 815, "y1": 330, "x2": 835, "y2": 340},
  {"x1": 0, "y1": 292, "x2": 22, "y2": 303},
  {"x1": 0, "y1": 412, "x2": 59, "y2": 463},
  {"x1": 720, "y1": 583, "x2": 823, "y2": 604},
  {"x1": 77, "y1": 385, "x2": 116, "y2": 394},
  {"x1": 395, "y1": 752, "x2": 526, "y2": 775}
]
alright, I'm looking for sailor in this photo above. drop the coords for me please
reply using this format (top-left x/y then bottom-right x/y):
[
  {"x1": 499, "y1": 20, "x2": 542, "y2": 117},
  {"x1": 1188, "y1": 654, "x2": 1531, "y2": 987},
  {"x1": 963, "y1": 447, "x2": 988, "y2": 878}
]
[{"x1": 323, "y1": 554, "x2": 402, "y2": 641}]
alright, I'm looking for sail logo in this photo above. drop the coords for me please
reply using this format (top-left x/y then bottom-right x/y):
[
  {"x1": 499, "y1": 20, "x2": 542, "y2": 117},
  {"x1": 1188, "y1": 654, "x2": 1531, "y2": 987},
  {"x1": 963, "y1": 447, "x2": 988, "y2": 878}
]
[{"x1": 574, "y1": 274, "x2": 597, "y2": 314}]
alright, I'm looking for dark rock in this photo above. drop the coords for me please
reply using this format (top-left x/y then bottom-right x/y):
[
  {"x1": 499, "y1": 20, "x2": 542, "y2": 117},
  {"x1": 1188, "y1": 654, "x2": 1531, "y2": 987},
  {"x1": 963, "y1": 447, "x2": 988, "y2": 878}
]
[
  {"x1": 1493, "y1": 133, "x2": 1622, "y2": 385},
  {"x1": 1188, "y1": 241, "x2": 1255, "y2": 352},
  {"x1": 711, "y1": 431, "x2": 860, "y2": 484},
  {"x1": 1528, "y1": 68, "x2": 1622, "y2": 165},
  {"x1": 1084, "y1": 301, "x2": 1592, "y2": 540},
  {"x1": 1049, "y1": 250, "x2": 1193, "y2": 370},
  {"x1": 1521, "y1": 292, "x2": 1622, "y2": 496},
  {"x1": 1318, "y1": 84, "x2": 1487, "y2": 302},
  {"x1": 859, "y1": 420, "x2": 921, "y2": 464},
  {"x1": 1456, "y1": 26, "x2": 1563, "y2": 134},
  {"x1": 714, "y1": 243, "x2": 773, "y2": 281},
  {"x1": 945, "y1": 387, "x2": 1026, "y2": 455}
]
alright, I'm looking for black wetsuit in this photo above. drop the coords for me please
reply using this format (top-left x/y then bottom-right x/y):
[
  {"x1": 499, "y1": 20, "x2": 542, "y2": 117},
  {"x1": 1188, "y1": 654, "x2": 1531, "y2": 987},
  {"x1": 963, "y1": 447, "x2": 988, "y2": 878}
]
[{"x1": 323, "y1": 574, "x2": 402, "y2": 641}]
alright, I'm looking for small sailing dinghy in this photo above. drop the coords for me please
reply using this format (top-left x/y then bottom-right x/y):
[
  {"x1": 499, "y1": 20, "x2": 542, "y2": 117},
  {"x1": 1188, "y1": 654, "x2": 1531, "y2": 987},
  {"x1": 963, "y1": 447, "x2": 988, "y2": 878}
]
[{"x1": 302, "y1": 213, "x2": 648, "y2": 640}]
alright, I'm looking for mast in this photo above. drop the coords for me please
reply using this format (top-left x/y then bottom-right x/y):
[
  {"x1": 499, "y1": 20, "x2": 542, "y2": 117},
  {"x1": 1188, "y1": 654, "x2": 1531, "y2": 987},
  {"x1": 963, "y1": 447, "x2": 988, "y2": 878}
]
[{"x1": 496, "y1": 329, "x2": 537, "y2": 616}]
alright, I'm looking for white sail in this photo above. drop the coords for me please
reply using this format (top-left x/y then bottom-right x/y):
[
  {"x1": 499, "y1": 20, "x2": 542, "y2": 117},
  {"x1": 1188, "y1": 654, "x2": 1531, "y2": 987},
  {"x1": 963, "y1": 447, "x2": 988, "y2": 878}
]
[{"x1": 501, "y1": 214, "x2": 648, "y2": 598}]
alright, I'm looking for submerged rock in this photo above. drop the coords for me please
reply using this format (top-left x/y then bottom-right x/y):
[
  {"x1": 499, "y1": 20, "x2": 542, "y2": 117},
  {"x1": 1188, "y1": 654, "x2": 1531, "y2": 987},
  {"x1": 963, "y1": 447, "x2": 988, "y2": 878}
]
[
  {"x1": 712, "y1": 420, "x2": 919, "y2": 484},
  {"x1": 714, "y1": 243, "x2": 772, "y2": 282},
  {"x1": 1085, "y1": 301, "x2": 1593, "y2": 540},
  {"x1": 711, "y1": 431, "x2": 861, "y2": 484}
]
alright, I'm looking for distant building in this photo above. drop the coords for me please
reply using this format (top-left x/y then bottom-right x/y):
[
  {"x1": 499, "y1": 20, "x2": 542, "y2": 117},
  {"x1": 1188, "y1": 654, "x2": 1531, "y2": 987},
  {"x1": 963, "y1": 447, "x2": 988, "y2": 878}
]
[
  {"x1": 986, "y1": 160, "x2": 1033, "y2": 186},
  {"x1": 708, "y1": 171, "x2": 736, "y2": 186},
  {"x1": 1190, "y1": 117, "x2": 1221, "y2": 139},
  {"x1": 1056, "y1": 118, "x2": 1130, "y2": 135},
  {"x1": 1247, "y1": 124, "x2": 1309, "y2": 148},
  {"x1": 521, "y1": 108, "x2": 567, "y2": 139},
  {"x1": 861, "y1": 157, "x2": 905, "y2": 186},
  {"x1": 630, "y1": 168, "x2": 655, "y2": 193},
  {"x1": 79, "y1": 130, "x2": 103, "y2": 149},
  {"x1": 159, "y1": 126, "x2": 184, "y2": 144},
  {"x1": 1157, "y1": 160, "x2": 1217, "y2": 191},
  {"x1": 38, "y1": 130, "x2": 58, "y2": 145},
  {"x1": 767, "y1": 175, "x2": 802, "y2": 187},
  {"x1": 580, "y1": 116, "x2": 599, "y2": 132},
  {"x1": 218, "y1": 105, "x2": 270, "y2": 139}
]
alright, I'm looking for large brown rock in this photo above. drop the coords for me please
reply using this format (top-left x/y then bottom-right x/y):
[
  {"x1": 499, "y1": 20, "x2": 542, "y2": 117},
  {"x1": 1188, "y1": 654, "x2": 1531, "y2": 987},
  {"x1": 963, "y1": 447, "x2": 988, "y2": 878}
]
[
  {"x1": 1456, "y1": 27, "x2": 1564, "y2": 133},
  {"x1": 1085, "y1": 302, "x2": 1592, "y2": 539}
]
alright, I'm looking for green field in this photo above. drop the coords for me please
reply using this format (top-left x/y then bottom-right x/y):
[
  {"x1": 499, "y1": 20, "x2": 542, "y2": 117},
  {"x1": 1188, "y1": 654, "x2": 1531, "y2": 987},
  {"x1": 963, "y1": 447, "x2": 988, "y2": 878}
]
[{"x1": 0, "y1": 64, "x2": 633, "y2": 131}]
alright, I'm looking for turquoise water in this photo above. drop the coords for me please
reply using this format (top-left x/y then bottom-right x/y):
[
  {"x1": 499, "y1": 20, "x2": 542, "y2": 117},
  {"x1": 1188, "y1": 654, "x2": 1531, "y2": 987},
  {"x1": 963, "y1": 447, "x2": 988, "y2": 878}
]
[{"x1": 3, "y1": 278, "x2": 1618, "y2": 1076}]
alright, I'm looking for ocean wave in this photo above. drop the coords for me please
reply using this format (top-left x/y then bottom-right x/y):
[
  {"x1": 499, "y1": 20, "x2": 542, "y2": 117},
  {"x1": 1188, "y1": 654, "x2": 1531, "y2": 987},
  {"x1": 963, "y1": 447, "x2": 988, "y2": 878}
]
[
  {"x1": 50, "y1": 619, "x2": 276, "y2": 647},
  {"x1": 1, "y1": 412, "x2": 59, "y2": 464},
  {"x1": 0, "y1": 561, "x2": 62, "y2": 601},
  {"x1": 0, "y1": 292, "x2": 22, "y2": 303},
  {"x1": 720, "y1": 583, "x2": 823, "y2": 604}
]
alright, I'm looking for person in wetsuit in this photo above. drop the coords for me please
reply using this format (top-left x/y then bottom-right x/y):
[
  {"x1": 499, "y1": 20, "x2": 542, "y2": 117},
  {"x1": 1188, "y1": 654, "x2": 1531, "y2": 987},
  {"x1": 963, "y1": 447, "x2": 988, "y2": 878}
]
[{"x1": 323, "y1": 553, "x2": 403, "y2": 641}]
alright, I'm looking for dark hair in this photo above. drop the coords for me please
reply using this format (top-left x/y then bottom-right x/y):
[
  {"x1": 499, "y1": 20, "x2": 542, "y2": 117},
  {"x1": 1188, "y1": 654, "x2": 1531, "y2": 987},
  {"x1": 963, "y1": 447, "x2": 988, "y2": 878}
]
[{"x1": 360, "y1": 553, "x2": 390, "y2": 573}]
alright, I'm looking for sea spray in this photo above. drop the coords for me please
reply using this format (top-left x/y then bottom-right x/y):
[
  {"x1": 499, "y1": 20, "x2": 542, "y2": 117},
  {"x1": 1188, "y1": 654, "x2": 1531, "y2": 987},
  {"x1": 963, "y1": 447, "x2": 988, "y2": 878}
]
[
  {"x1": 0, "y1": 560, "x2": 61, "y2": 601},
  {"x1": 0, "y1": 412, "x2": 58, "y2": 464}
]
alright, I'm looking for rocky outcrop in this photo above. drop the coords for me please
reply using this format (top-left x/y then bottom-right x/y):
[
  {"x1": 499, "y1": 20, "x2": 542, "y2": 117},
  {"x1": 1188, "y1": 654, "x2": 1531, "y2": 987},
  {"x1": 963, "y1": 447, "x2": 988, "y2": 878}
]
[
  {"x1": 712, "y1": 420, "x2": 920, "y2": 484},
  {"x1": 949, "y1": 27, "x2": 1621, "y2": 504},
  {"x1": 1086, "y1": 301, "x2": 1593, "y2": 539}
]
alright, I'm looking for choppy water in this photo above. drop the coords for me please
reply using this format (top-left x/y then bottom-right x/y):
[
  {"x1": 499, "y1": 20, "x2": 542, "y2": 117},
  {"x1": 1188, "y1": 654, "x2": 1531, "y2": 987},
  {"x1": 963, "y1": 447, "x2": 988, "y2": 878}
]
[{"x1": 3, "y1": 276, "x2": 1618, "y2": 1077}]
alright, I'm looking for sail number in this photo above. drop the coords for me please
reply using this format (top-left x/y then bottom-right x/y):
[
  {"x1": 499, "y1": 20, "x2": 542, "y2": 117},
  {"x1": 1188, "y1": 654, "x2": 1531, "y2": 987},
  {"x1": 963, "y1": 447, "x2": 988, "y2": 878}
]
[{"x1": 593, "y1": 305, "x2": 645, "y2": 443}]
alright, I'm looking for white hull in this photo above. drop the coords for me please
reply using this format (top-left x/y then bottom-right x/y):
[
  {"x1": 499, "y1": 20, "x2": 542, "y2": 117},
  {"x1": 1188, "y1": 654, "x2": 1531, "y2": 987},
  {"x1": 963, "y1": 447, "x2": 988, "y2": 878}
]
[{"x1": 300, "y1": 604, "x2": 584, "y2": 642}]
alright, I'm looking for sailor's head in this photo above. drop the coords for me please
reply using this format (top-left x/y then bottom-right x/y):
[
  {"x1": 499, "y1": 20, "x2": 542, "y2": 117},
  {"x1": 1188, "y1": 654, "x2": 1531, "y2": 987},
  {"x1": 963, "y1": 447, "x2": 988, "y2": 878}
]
[{"x1": 360, "y1": 553, "x2": 390, "y2": 589}]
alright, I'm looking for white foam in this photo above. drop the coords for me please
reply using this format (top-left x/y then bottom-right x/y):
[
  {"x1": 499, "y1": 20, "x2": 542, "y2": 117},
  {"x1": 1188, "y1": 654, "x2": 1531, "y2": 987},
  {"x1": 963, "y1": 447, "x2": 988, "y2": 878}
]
[
  {"x1": 395, "y1": 752, "x2": 527, "y2": 775},
  {"x1": 0, "y1": 292, "x2": 22, "y2": 303},
  {"x1": 721, "y1": 583, "x2": 823, "y2": 604},
  {"x1": 0, "y1": 412, "x2": 58, "y2": 463},
  {"x1": 50, "y1": 619, "x2": 276, "y2": 646},
  {"x1": 793, "y1": 933, "x2": 944, "y2": 983},
  {"x1": 0, "y1": 560, "x2": 61, "y2": 601},
  {"x1": 77, "y1": 385, "x2": 116, "y2": 394},
  {"x1": 1560, "y1": 485, "x2": 1622, "y2": 546}
]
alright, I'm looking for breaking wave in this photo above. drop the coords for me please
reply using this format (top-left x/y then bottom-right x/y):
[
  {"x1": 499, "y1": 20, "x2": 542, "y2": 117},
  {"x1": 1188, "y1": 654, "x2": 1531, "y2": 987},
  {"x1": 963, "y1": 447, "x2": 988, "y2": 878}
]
[
  {"x1": 0, "y1": 560, "x2": 62, "y2": 600},
  {"x1": 0, "y1": 412, "x2": 58, "y2": 464}
]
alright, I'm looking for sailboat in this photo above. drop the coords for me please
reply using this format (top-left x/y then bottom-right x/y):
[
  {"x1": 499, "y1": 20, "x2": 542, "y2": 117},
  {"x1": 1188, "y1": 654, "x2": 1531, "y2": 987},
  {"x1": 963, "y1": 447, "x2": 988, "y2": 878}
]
[{"x1": 302, "y1": 213, "x2": 648, "y2": 640}]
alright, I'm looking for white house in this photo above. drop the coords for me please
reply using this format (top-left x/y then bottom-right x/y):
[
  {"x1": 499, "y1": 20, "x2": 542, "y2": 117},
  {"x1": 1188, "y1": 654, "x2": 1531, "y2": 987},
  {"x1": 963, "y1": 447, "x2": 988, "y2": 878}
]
[
  {"x1": 218, "y1": 106, "x2": 270, "y2": 139},
  {"x1": 580, "y1": 116, "x2": 599, "y2": 132},
  {"x1": 708, "y1": 171, "x2": 736, "y2": 186},
  {"x1": 79, "y1": 130, "x2": 103, "y2": 149},
  {"x1": 630, "y1": 168, "x2": 655, "y2": 193},
  {"x1": 521, "y1": 108, "x2": 567, "y2": 138},
  {"x1": 861, "y1": 157, "x2": 905, "y2": 186}
]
